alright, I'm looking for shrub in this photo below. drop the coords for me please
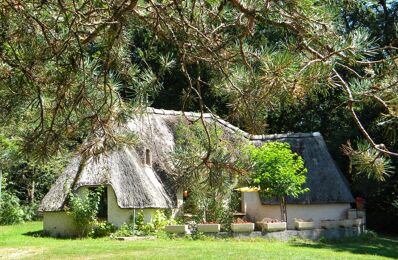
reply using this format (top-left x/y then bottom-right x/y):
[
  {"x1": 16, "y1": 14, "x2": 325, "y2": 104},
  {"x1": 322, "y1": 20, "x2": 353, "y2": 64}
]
[
  {"x1": 67, "y1": 187, "x2": 102, "y2": 237},
  {"x1": 112, "y1": 209, "x2": 173, "y2": 237},
  {"x1": 89, "y1": 220, "x2": 116, "y2": 238},
  {"x1": 0, "y1": 192, "x2": 24, "y2": 225},
  {"x1": 112, "y1": 223, "x2": 133, "y2": 237},
  {"x1": 22, "y1": 203, "x2": 40, "y2": 221}
]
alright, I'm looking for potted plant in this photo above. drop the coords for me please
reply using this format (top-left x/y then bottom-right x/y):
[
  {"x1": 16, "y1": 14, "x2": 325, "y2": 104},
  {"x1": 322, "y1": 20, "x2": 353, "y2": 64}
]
[
  {"x1": 294, "y1": 218, "x2": 314, "y2": 230},
  {"x1": 320, "y1": 219, "x2": 339, "y2": 229},
  {"x1": 231, "y1": 218, "x2": 254, "y2": 233},
  {"x1": 197, "y1": 221, "x2": 220, "y2": 233},
  {"x1": 257, "y1": 218, "x2": 286, "y2": 232},
  {"x1": 355, "y1": 197, "x2": 365, "y2": 211}
]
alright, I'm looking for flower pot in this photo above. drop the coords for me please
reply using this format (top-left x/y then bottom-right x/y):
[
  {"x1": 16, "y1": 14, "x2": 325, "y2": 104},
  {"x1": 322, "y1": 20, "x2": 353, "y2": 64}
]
[
  {"x1": 231, "y1": 223, "x2": 254, "y2": 233},
  {"x1": 197, "y1": 224, "x2": 220, "y2": 233},
  {"x1": 294, "y1": 221, "x2": 315, "y2": 230},
  {"x1": 355, "y1": 197, "x2": 365, "y2": 210},
  {"x1": 353, "y1": 218, "x2": 363, "y2": 227},
  {"x1": 164, "y1": 225, "x2": 189, "y2": 234},
  {"x1": 339, "y1": 219, "x2": 354, "y2": 228},
  {"x1": 320, "y1": 220, "x2": 339, "y2": 229},
  {"x1": 259, "y1": 222, "x2": 287, "y2": 232}
]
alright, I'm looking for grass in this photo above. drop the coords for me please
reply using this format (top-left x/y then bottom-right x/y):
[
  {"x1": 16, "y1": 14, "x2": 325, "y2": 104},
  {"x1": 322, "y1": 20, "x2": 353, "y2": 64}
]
[{"x1": 1, "y1": 222, "x2": 398, "y2": 259}]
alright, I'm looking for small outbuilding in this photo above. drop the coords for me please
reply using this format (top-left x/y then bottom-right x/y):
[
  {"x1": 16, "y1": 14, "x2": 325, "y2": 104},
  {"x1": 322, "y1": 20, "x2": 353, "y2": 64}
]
[
  {"x1": 39, "y1": 108, "x2": 354, "y2": 237},
  {"x1": 243, "y1": 133, "x2": 354, "y2": 229}
]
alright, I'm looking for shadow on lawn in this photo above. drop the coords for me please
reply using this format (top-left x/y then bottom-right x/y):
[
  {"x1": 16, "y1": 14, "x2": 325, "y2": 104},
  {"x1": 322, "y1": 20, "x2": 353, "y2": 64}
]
[
  {"x1": 291, "y1": 235, "x2": 398, "y2": 259},
  {"x1": 23, "y1": 230, "x2": 79, "y2": 240}
]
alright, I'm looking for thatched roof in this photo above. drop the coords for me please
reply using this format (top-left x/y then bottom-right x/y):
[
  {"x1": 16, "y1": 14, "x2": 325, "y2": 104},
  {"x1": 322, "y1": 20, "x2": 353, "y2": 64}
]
[{"x1": 39, "y1": 108, "x2": 353, "y2": 212}]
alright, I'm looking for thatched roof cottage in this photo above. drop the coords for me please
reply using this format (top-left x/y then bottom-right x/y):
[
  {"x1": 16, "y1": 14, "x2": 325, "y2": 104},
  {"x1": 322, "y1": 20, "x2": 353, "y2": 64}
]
[{"x1": 39, "y1": 108, "x2": 354, "y2": 236}]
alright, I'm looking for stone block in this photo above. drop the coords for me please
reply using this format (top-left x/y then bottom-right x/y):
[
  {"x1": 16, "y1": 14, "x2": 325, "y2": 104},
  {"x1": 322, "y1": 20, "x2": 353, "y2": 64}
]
[
  {"x1": 164, "y1": 225, "x2": 189, "y2": 234},
  {"x1": 197, "y1": 224, "x2": 220, "y2": 233},
  {"x1": 259, "y1": 222, "x2": 287, "y2": 232},
  {"x1": 294, "y1": 221, "x2": 315, "y2": 230},
  {"x1": 231, "y1": 223, "x2": 254, "y2": 233}
]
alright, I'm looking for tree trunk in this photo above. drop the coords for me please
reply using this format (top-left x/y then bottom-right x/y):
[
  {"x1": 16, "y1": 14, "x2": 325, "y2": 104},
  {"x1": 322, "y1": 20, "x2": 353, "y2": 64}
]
[
  {"x1": 279, "y1": 196, "x2": 287, "y2": 223},
  {"x1": 30, "y1": 181, "x2": 35, "y2": 203}
]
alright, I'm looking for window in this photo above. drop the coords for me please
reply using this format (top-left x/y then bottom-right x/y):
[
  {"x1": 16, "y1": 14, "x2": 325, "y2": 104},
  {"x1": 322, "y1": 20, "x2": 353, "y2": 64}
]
[{"x1": 145, "y1": 148, "x2": 152, "y2": 166}]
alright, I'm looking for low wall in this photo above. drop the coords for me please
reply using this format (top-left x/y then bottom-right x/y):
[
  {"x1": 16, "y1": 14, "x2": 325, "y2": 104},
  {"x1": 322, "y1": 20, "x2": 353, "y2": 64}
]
[
  {"x1": 225, "y1": 226, "x2": 364, "y2": 241},
  {"x1": 168, "y1": 227, "x2": 365, "y2": 241},
  {"x1": 242, "y1": 192, "x2": 351, "y2": 229}
]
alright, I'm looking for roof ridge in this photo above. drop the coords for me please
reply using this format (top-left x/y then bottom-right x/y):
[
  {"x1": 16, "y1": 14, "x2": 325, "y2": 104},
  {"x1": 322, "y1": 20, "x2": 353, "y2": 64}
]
[{"x1": 146, "y1": 107, "x2": 321, "y2": 140}]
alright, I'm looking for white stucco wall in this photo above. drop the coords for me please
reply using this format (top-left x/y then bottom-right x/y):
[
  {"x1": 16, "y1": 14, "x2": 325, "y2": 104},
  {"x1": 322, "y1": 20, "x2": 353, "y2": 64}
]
[
  {"x1": 242, "y1": 192, "x2": 351, "y2": 229},
  {"x1": 43, "y1": 212, "x2": 78, "y2": 237},
  {"x1": 43, "y1": 185, "x2": 180, "y2": 236},
  {"x1": 107, "y1": 185, "x2": 154, "y2": 227}
]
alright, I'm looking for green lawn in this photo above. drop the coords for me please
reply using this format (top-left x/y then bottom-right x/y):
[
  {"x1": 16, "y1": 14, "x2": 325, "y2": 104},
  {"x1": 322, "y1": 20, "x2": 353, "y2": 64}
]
[{"x1": 0, "y1": 222, "x2": 397, "y2": 259}]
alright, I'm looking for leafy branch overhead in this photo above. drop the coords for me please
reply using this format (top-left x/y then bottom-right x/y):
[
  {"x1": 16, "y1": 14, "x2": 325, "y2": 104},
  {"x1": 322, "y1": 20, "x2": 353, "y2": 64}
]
[
  {"x1": 172, "y1": 120, "x2": 249, "y2": 223},
  {"x1": 0, "y1": 0, "x2": 397, "y2": 171}
]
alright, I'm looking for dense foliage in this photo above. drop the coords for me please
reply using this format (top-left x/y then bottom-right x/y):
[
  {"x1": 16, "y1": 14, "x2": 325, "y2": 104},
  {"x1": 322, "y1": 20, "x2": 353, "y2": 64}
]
[
  {"x1": 173, "y1": 120, "x2": 248, "y2": 224},
  {"x1": 248, "y1": 142, "x2": 309, "y2": 222},
  {"x1": 0, "y1": 191, "x2": 24, "y2": 225},
  {"x1": 67, "y1": 188, "x2": 103, "y2": 237},
  {"x1": 113, "y1": 209, "x2": 173, "y2": 237}
]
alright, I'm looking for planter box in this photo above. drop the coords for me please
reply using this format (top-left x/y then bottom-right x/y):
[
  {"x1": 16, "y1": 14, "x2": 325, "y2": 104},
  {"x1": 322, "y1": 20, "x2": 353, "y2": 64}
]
[
  {"x1": 164, "y1": 225, "x2": 189, "y2": 234},
  {"x1": 353, "y1": 218, "x2": 363, "y2": 227},
  {"x1": 347, "y1": 209, "x2": 357, "y2": 220},
  {"x1": 294, "y1": 221, "x2": 315, "y2": 230},
  {"x1": 197, "y1": 224, "x2": 220, "y2": 233},
  {"x1": 231, "y1": 223, "x2": 254, "y2": 233},
  {"x1": 339, "y1": 219, "x2": 354, "y2": 228},
  {"x1": 321, "y1": 220, "x2": 339, "y2": 229},
  {"x1": 259, "y1": 222, "x2": 287, "y2": 232}
]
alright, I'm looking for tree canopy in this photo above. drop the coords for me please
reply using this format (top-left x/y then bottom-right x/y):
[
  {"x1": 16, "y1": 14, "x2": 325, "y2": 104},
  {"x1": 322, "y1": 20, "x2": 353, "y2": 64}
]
[
  {"x1": 1, "y1": 0, "x2": 398, "y2": 233},
  {"x1": 1, "y1": 0, "x2": 397, "y2": 162}
]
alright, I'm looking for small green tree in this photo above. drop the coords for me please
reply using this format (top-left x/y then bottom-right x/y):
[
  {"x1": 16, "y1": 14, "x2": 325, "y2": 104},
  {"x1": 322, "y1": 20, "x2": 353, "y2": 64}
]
[{"x1": 249, "y1": 142, "x2": 309, "y2": 223}]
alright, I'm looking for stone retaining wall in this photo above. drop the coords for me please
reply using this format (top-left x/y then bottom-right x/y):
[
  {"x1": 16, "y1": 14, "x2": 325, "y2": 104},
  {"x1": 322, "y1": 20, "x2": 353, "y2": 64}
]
[{"x1": 212, "y1": 226, "x2": 365, "y2": 241}]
